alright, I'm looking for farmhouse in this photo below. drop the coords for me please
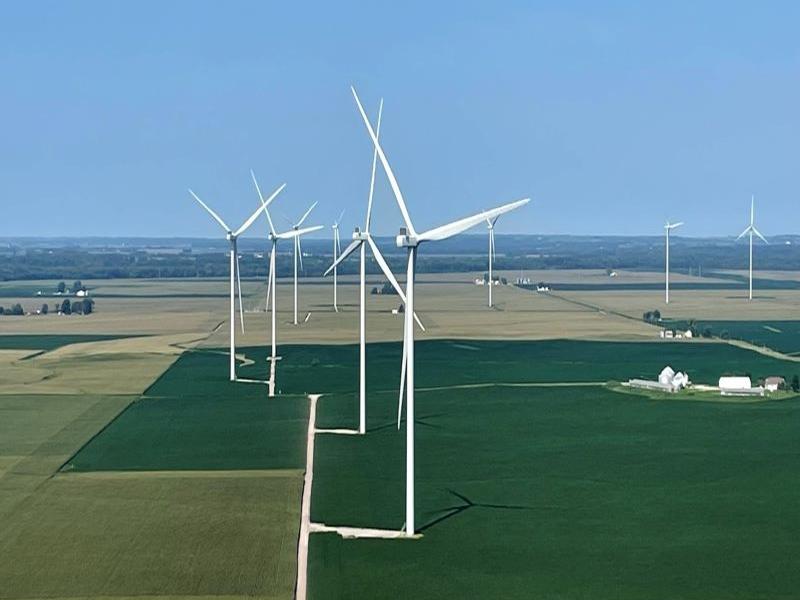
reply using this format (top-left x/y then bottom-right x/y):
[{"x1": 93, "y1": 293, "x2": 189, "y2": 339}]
[{"x1": 764, "y1": 376, "x2": 785, "y2": 392}]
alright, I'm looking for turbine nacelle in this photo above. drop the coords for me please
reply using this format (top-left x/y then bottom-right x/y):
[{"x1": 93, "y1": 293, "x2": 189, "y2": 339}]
[
  {"x1": 396, "y1": 228, "x2": 418, "y2": 248},
  {"x1": 352, "y1": 228, "x2": 369, "y2": 242}
]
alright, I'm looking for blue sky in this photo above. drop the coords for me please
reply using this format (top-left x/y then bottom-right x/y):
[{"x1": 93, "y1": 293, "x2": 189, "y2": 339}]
[{"x1": 0, "y1": 2, "x2": 798, "y2": 238}]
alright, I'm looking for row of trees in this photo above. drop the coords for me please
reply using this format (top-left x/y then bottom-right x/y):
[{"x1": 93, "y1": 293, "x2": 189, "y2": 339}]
[
  {"x1": 0, "y1": 303, "x2": 24, "y2": 315},
  {"x1": 56, "y1": 280, "x2": 86, "y2": 294},
  {"x1": 0, "y1": 298, "x2": 95, "y2": 316}
]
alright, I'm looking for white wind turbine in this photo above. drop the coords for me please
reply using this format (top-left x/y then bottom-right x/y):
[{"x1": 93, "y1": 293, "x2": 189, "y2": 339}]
[
  {"x1": 250, "y1": 172, "x2": 322, "y2": 368},
  {"x1": 486, "y1": 216, "x2": 499, "y2": 307},
  {"x1": 352, "y1": 86, "x2": 530, "y2": 537},
  {"x1": 324, "y1": 98, "x2": 424, "y2": 435},
  {"x1": 331, "y1": 210, "x2": 345, "y2": 312},
  {"x1": 189, "y1": 188, "x2": 276, "y2": 381},
  {"x1": 664, "y1": 220, "x2": 683, "y2": 304},
  {"x1": 737, "y1": 195, "x2": 767, "y2": 301},
  {"x1": 285, "y1": 202, "x2": 321, "y2": 325}
]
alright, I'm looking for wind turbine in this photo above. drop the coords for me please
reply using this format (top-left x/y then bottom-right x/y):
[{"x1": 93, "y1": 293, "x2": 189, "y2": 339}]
[
  {"x1": 352, "y1": 86, "x2": 530, "y2": 537},
  {"x1": 736, "y1": 195, "x2": 767, "y2": 301},
  {"x1": 664, "y1": 220, "x2": 683, "y2": 304},
  {"x1": 324, "y1": 98, "x2": 424, "y2": 435},
  {"x1": 486, "y1": 216, "x2": 498, "y2": 307},
  {"x1": 189, "y1": 188, "x2": 273, "y2": 381},
  {"x1": 250, "y1": 172, "x2": 322, "y2": 368},
  {"x1": 331, "y1": 210, "x2": 345, "y2": 312},
  {"x1": 286, "y1": 203, "x2": 320, "y2": 325}
]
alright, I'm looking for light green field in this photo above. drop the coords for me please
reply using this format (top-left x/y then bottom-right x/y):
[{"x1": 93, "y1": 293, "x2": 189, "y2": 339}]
[{"x1": 0, "y1": 470, "x2": 301, "y2": 600}]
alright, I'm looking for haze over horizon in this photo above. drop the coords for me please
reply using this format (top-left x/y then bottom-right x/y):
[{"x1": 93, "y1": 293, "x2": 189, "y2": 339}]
[{"x1": 1, "y1": 2, "x2": 798, "y2": 238}]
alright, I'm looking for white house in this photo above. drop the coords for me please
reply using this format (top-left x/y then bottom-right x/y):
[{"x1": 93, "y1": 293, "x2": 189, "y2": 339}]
[
  {"x1": 764, "y1": 376, "x2": 785, "y2": 392},
  {"x1": 75, "y1": 289, "x2": 89, "y2": 297}
]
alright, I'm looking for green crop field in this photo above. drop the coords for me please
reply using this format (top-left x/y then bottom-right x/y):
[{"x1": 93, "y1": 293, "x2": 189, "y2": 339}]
[
  {"x1": 0, "y1": 471, "x2": 301, "y2": 599},
  {"x1": 268, "y1": 339, "x2": 800, "y2": 394},
  {"x1": 0, "y1": 333, "x2": 139, "y2": 351},
  {"x1": 68, "y1": 350, "x2": 309, "y2": 471},
  {"x1": 308, "y1": 384, "x2": 800, "y2": 600}
]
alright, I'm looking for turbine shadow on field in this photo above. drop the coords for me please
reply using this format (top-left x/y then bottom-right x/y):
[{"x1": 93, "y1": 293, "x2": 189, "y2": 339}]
[
  {"x1": 368, "y1": 413, "x2": 446, "y2": 433},
  {"x1": 418, "y1": 489, "x2": 535, "y2": 532}
]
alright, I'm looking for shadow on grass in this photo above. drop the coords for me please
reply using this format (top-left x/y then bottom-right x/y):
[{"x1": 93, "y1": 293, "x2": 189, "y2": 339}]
[{"x1": 419, "y1": 489, "x2": 535, "y2": 533}]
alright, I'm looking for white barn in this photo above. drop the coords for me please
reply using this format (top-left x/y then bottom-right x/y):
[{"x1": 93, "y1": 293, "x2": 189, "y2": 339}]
[{"x1": 719, "y1": 376, "x2": 764, "y2": 396}]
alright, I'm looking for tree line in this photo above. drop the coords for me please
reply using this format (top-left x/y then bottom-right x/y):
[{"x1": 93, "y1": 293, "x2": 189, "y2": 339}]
[{"x1": 0, "y1": 298, "x2": 95, "y2": 316}]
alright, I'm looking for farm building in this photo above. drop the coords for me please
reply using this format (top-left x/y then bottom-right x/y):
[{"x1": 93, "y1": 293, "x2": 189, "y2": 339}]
[
  {"x1": 629, "y1": 366, "x2": 690, "y2": 393},
  {"x1": 764, "y1": 377, "x2": 785, "y2": 392},
  {"x1": 718, "y1": 376, "x2": 764, "y2": 397}
]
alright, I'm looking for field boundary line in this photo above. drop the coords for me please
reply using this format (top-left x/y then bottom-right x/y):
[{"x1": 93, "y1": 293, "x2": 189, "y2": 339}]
[
  {"x1": 55, "y1": 396, "x2": 139, "y2": 475},
  {"x1": 53, "y1": 468, "x2": 303, "y2": 480}
]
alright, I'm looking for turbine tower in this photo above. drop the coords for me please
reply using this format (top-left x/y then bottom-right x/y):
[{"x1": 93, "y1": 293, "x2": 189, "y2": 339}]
[
  {"x1": 664, "y1": 220, "x2": 683, "y2": 304},
  {"x1": 331, "y1": 210, "x2": 345, "y2": 312},
  {"x1": 736, "y1": 196, "x2": 767, "y2": 301},
  {"x1": 486, "y1": 216, "x2": 499, "y2": 307},
  {"x1": 352, "y1": 86, "x2": 530, "y2": 537},
  {"x1": 324, "y1": 98, "x2": 423, "y2": 435},
  {"x1": 251, "y1": 173, "x2": 322, "y2": 372},
  {"x1": 189, "y1": 188, "x2": 274, "y2": 381}
]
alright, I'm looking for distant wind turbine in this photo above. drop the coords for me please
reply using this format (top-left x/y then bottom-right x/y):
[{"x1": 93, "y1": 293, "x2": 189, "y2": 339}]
[
  {"x1": 285, "y1": 202, "x2": 321, "y2": 324},
  {"x1": 352, "y1": 85, "x2": 530, "y2": 537},
  {"x1": 664, "y1": 220, "x2": 683, "y2": 304},
  {"x1": 251, "y1": 173, "x2": 321, "y2": 373},
  {"x1": 736, "y1": 196, "x2": 767, "y2": 301},
  {"x1": 486, "y1": 216, "x2": 499, "y2": 307},
  {"x1": 189, "y1": 188, "x2": 273, "y2": 381}
]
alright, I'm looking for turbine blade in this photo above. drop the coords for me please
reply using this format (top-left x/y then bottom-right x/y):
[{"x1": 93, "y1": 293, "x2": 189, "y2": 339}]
[
  {"x1": 234, "y1": 203, "x2": 266, "y2": 238},
  {"x1": 753, "y1": 227, "x2": 768, "y2": 244},
  {"x1": 324, "y1": 239, "x2": 361, "y2": 276},
  {"x1": 298, "y1": 237, "x2": 304, "y2": 272},
  {"x1": 751, "y1": 195, "x2": 755, "y2": 226},
  {"x1": 335, "y1": 209, "x2": 345, "y2": 227},
  {"x1": 736, "y1": 226, "x2": 751, "y2": 240},
  {"x1": 189, "y1": 190, "x2": 230, "y2": 232},
  {"x1": 367, "y1": 236, "x2": 425, "y2": 331},
  {"x1": 418, "y1": 198, "x2": 530, "y2": 242},
  {"x1": 365, "y1": 98, "x2": 383, "y2": 233},
  {"x1": 296, "y1": 201, "x2": 318, "y2": 227},
  {"x1": 266, "y1": 251, "x2": 272, "y2": 312},
  {"x1": 248, "y1": 173, "x2": 286, "y2": 236},
  {"x1": 236, "y1": 251, "x2": 245, "y2": 333},
  {"x1": 276, "y1": 225, "x2": 324, "y2": 239},
  {"x1": 670, "y1": 221, "x2": 684, "y2": 229},
  {"x1": 398, "y1": 325, "x2": 407, "y2": 430},
  {"x1": 351, "y1": 86, "x2": 416, "y2": 236}
]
